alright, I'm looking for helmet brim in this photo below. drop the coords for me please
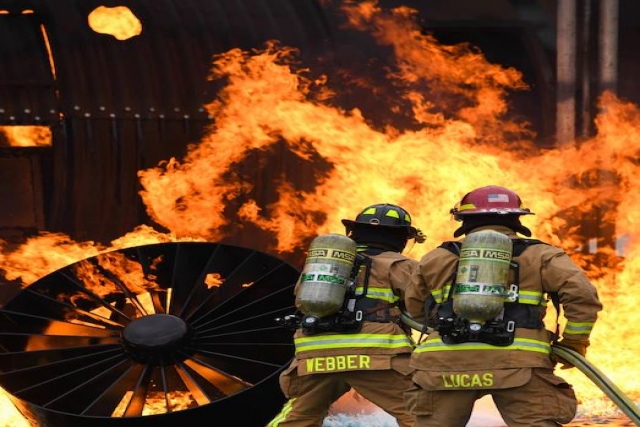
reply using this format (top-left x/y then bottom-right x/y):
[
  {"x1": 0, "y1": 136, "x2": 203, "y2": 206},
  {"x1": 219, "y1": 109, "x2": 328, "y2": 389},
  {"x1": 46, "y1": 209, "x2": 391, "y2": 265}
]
[
  {"x1": 452, "y1": 210, "x2": 534, "y2": 221},
  {"x1": 341, "y1": 219, "x2": 418, "y2": 236}
]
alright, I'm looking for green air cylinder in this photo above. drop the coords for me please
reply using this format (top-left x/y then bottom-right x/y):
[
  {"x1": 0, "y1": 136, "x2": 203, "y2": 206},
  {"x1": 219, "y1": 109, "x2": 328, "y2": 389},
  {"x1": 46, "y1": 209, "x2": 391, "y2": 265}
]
[
  {"x1": 452, "y1": 229, "x2": 513, "y2": 325},
  {"x1": 295, "y1": 233, "x2": 357, "y2": 318}
]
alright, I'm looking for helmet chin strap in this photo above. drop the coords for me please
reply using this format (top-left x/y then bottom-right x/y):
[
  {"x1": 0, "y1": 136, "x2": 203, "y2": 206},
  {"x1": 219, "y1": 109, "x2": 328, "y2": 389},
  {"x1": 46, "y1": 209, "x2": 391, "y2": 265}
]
[{"x1": 403, "y1": 239, "x2": 416, "y2": 256}]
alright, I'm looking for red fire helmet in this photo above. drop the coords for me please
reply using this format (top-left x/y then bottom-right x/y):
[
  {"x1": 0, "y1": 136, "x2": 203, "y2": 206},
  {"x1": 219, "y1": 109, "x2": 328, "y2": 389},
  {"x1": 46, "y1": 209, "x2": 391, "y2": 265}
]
[{"x1": 450, "y1": 185, "x2": 534, "y2": 221}]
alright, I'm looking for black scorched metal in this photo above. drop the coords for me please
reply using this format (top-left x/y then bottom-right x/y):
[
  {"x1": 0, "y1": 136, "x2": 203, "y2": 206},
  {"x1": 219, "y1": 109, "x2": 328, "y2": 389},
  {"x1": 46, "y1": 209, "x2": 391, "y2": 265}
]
[{"x1": 0, "y1": 241, "x2": 299, "y2": 426}]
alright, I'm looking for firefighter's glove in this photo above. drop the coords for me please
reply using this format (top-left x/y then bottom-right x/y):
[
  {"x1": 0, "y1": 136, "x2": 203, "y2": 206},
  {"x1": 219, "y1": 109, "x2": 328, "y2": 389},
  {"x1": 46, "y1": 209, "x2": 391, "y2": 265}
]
[{"x1": 553, "y1": 338, "x2": 589, "y2": 369}]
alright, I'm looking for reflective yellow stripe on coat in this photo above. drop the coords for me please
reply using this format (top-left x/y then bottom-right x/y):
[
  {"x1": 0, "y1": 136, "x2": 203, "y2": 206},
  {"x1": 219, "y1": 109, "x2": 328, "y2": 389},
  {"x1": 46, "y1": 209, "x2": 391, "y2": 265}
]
[
  {"x1": 517, "y1": 290, "x2": 545, "y2": 305},
  {"x1": 432, "y1": 288, "x2": 545, "y2": 306},
  {"x1": 414, "y1": 337, "x2": 551, "y2": 355},
  {"x1": 564, "y1": 321, "x2": 595, "y2": 335},
  {"x1": 295, "y1": 333, "x2": 413, "y2": 354},
  {"x1": 354, "y1": 286, "x2": 399, "y2": 303}
]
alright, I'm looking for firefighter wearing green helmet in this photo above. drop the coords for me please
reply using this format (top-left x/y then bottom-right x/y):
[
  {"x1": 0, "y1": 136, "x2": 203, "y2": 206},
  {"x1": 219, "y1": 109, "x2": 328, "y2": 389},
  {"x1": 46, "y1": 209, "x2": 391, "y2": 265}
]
[
  {"x1": 269, "y1": 203, "x2": 425, "y2": 427},
  {"x1": 404, "y1": 185, "x2": 603, "y2": 426}
]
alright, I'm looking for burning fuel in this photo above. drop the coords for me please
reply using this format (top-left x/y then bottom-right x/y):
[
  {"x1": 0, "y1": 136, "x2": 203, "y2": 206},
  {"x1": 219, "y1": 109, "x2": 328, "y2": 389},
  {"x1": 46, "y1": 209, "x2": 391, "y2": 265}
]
[
  {"x1": 0, "y1": 126, "x2": 52, "y2": 147},
  {"x1": 1, "y1": 0, "x2": 639, "y2": 424},
  {"x1": 87, "y1": 6, "x2": 142, "y2": 41}
]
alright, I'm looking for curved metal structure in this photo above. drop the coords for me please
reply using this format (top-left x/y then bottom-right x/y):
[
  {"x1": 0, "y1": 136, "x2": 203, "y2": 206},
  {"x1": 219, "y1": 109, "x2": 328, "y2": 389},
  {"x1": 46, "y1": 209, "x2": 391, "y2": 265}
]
[
  {"x1": 0, "y1": 241, "x2": 300, "y2": 426},
  {"x1": 0, "y1": 0, "x2": 563, "y2": 246}
]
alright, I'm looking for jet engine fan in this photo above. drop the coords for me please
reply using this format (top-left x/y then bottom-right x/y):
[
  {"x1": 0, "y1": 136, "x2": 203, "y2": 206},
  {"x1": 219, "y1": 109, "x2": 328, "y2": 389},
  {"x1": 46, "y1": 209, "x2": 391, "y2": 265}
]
[{"x1": 0, "y1": 242, "x2": 299, "y2": 426}]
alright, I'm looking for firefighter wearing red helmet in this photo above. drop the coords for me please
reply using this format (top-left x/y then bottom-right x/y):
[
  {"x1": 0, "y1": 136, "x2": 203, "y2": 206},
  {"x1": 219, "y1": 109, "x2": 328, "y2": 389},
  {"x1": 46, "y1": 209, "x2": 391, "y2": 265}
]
[
  {"x1": 451, "y1": 185, "x2": 533, "y2": 221},
  {"x1": 404, "y1": 185, "x2": 603, "y2": 426},
  {"x1": 269, "y1": 203, "x2": 424, "y2": 427}
]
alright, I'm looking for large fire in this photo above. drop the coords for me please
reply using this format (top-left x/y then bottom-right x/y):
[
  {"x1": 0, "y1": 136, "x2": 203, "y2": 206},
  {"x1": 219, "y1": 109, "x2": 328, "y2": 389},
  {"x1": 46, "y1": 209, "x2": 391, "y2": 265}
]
[{"x1": 1, "y1": 1, "x2": 639, "y2": 424}]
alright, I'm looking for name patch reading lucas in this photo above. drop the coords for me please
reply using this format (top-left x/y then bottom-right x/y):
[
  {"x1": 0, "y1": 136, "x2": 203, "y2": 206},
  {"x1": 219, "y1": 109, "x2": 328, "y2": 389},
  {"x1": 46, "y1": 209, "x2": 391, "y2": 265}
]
[{"x1": 442, "y1": 372, "x2": 494, "y2": 388}]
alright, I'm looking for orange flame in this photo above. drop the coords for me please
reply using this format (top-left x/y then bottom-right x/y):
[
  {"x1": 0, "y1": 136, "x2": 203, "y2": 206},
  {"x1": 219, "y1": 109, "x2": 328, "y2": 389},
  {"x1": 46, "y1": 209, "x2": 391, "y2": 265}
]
[
  {"x1": 0, "y1": 126, "x2": 52, "y2": 147},
  {"x1": 87, "y1": 6, "x2": 142, "y2": 41},
  {"x1": 134, "y1": 3, "x2": 640, "y2": 419},
  {"x1": 0, "y1": 225, "x2": 202, "y2": 287},
  {"x1": 1, "y1": 1, "x2": 639, "y2": 424}
]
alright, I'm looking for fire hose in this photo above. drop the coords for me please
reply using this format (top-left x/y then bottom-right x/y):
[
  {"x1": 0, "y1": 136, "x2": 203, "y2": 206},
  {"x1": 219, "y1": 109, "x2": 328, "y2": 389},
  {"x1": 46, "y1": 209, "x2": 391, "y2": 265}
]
[{"x1": 399, "y1": 312, "x2": 640, "y2": 425}]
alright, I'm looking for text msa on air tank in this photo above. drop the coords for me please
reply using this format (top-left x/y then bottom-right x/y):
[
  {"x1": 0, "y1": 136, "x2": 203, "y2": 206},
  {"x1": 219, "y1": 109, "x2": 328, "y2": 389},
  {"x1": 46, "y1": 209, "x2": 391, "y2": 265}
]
[
  {"x1": 439, "y1": 230, "x2": 518, "y2": 346},
  {"x1": 277, "y1": 233, "x2": 370, "y2": 335}
]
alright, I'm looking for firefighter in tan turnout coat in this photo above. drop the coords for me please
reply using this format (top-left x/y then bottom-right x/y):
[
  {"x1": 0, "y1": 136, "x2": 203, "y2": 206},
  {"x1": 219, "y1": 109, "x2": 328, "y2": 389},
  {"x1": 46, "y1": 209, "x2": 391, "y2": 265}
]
[
  {"x1": 404, "y1": 185, "x2": 603, "y2": 427},
  {"x1": 268, "y1": 203, "x2": 424, "y2": 427}
]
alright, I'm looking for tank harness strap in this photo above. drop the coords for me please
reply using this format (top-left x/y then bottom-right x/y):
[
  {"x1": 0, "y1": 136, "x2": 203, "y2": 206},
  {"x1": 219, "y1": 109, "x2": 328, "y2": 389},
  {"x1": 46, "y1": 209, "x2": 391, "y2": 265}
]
[
  {"x1": 503, "y1": 303, "x2": 543, "y2": 328},
  {"x1": 359, "y1": 246, "x2": 388, "y2": 256},
  {"x1": 437, "y1": 241, "x2": 462, "y2": 302},
  {"x1": 438, "y1": 241, "x2": 462, "y2": 253},
  {"x1": 509, "y1": 239, "x2": 560, "y2": 336},
  {"x1": 355, "y1": 297, "x2": 397, "y2": 322},
  {"x1": 502, "y1": 249, "x2": 542, "y2": 328},
  {"x1": 354, "y1": 249, "x2": 399, "y2": 323},
  {"x1": 433, "y1": 241, "x2": 460, "y2": 322}
]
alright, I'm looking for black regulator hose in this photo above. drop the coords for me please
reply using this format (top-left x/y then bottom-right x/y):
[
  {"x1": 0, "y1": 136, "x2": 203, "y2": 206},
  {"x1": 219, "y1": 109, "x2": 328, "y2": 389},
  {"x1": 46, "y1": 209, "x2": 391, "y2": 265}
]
[{"x1": 399, "y1": 312, "x2": 640, "y2": 425}]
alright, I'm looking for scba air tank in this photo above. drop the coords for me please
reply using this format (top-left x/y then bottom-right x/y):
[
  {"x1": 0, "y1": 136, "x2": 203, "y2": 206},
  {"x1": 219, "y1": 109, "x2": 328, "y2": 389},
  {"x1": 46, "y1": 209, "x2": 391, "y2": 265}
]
[
  {"x1": 452, "y1": 229, "x2": 513, "y2": 325},
  {"x1": 295, "y1": 233, "x2": 357, "y2": 318}
]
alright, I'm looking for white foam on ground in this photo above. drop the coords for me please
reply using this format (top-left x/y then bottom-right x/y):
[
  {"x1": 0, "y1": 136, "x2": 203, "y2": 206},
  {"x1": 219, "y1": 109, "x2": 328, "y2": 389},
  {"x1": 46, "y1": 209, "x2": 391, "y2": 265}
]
[
  {"x1": 323, "y1": 395, "x2": 631, "y2": 426},
  {"x1": 323, "y1": 394, "x2": 507, "y2": 427}
]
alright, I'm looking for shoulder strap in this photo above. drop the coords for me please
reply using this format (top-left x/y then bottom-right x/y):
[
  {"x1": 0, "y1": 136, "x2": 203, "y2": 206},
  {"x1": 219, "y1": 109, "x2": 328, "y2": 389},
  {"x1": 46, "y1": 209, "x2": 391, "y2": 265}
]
[
  {"x1": 349, "y1": 253, "x2": 373, "y2": 300},
  {"x1": 438, "y1": 241, "x2": 462, "y2": 254},
  {"x1": 510, "y1": 238, "x2": 561, "y2": 341},
  {"x1": 511, "y1": 238, "x2": 546, "y2": 256},
  {"x1": 437, "y1": 241, "x2": 462, "y2": 302}
]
